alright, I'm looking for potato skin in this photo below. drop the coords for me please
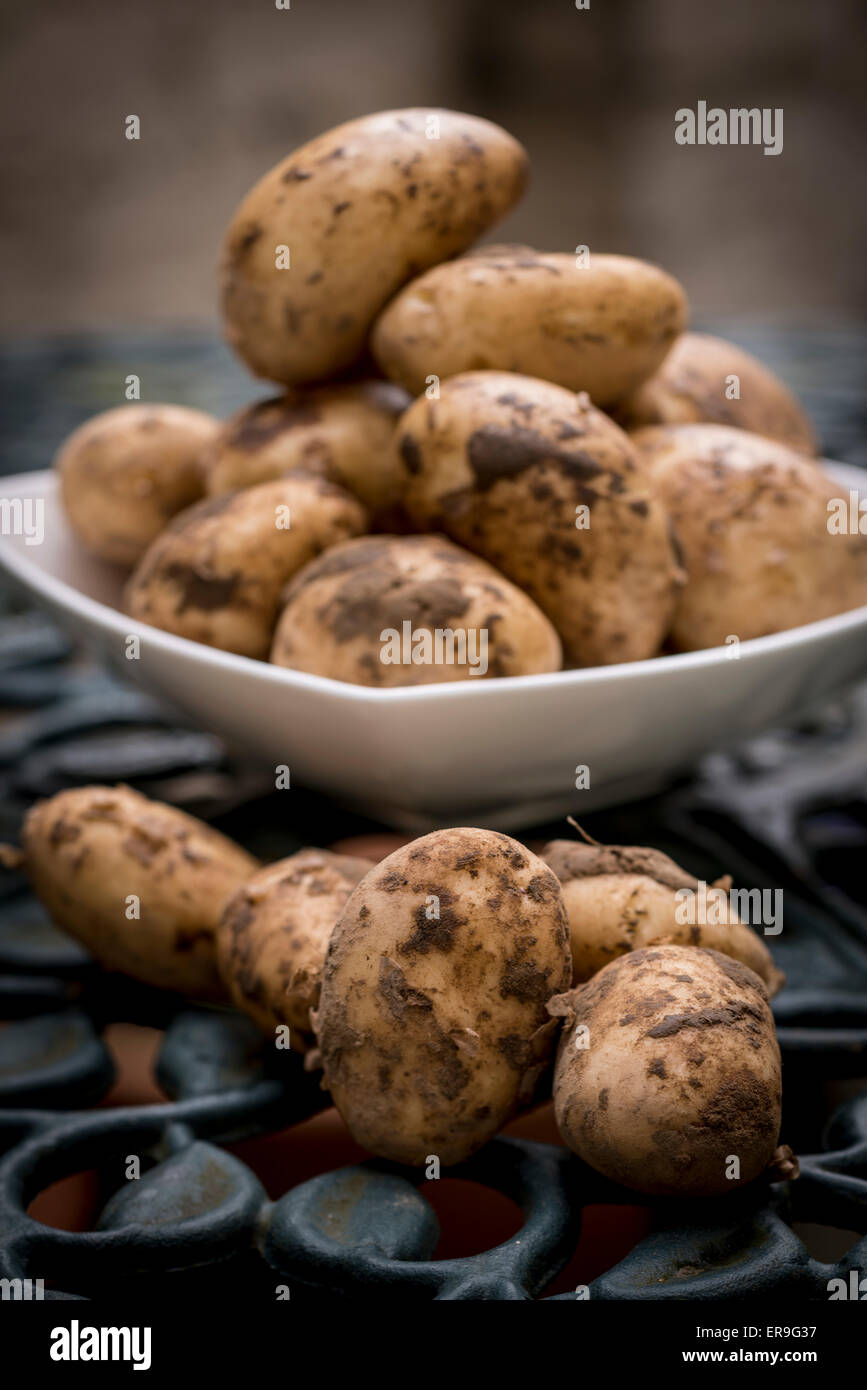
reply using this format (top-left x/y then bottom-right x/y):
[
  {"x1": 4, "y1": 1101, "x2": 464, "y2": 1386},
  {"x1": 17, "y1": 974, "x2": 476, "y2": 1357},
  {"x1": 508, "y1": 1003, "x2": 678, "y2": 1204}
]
[
  {"x1": 201, "y1": 381, "x2": 411, "y2": 522},
  {"x1": 371, "y1": 251, "x2": 687, "y2": 404},
  {"x1": 612, "y1": 332, "x2": 817, "y2": 455},
  {"x1": 549, "y1": 945, "x2": 782, "y2": 1195},
  {"x1": 313, "y1": 828, "x2": 572, "y2": 1165},
  {"x1": 217, "y1": 849, "x2": 374, "y2": 1048},
  {"x1": 125, "y1": 473, "x2": 367, "y2": 658},
  {"x1": 270, "y1": 533, "x2": 563, "y2": 685},
  {"x1": 543, "y1": 840, "x2": 784, "y2": 996},
  {"x1": 398, "y1": 371, "x2": 681, "y2": 665},
  {"x1": 632, "y1": 423, "x2": 867, "y2": 650},
  {"x1": 220, "y1": 109, "x2": 528, "y2": 386},
  {"x1": 56, "y1": 404, "x2": 218, "y2": 568},
  {"x1": 21, "y1": 785, "x2": 258, "y2": 1000}
]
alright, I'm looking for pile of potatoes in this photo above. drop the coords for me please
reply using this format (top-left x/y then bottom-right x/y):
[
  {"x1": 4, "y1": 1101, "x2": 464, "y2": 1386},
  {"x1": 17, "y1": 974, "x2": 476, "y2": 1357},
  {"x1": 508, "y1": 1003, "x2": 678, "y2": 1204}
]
[
  {"x1": 55, "y1": 108, "x2": 867, "y2": 684},
  {"x1": 11, "y1": 784, "x2": 796, "y2": 1197}
]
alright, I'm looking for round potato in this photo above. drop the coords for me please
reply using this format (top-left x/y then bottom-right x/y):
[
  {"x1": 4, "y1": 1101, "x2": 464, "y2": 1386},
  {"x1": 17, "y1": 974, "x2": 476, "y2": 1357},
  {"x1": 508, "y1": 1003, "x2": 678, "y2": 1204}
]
[
  {"x1": 612, "y1": 332, "x2": 817, "y2": 454},
  {"x1": 371, "y1": 250, "x2": 687, "y2": 404},
  {"x1": 220, "y1": 109, "x2": 528, "y2": 386},
  {"x1": 632, "y1": 423, "x2": 867, "y2": 650},
  {"x1": 313, "y1": 828, "x2": 572, "y2": 1166},
  {"x1": 397, "y1": 371, "x2": 681, "y2": 666},
  {"x1": 56, "y1": 404, "x2": 218, "y2": 567},
  {"x1": 543, "y1": 839, "x2": 784, "y2": 995},
  {"x1": 270, "y1": 533, "x2": 563, "y2": 685},
  {"x1": 217, "y1": 849, "x2": 374, "y2": 1048},
  {"x1": 125, "y1": 472, "x2": 367, "y2": 658},
  {"x1": 20, "y1": 785, "x2": 258, "y2": 1000},
  {"x1": 549, "y1": 945, "x2": 783, "y2": 1195},
  {"x1": 201, "y1": 381, "x2": 411, "y2": 523}
]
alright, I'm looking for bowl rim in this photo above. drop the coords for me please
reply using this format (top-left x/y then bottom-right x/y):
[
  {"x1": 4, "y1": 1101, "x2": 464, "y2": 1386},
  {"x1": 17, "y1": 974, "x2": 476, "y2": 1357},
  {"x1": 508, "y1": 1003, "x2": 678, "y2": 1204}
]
[{"x1": 1, "y1": 466, "x2": 866, "y2": 707}]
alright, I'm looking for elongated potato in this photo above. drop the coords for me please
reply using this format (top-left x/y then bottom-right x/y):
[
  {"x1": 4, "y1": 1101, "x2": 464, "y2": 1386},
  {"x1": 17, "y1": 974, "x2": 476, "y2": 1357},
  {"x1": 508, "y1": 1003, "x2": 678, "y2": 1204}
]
[
  {"x1": 125, "y1": 473, "x2": 367, "y2": 658},
  {"x1": 549, "y1": 945, "x2": 784, "y2": 1195},
  {"x1": 543, "y1": 840, "x2": 784, "y2": 995},
  {"x1": 632, "y1": 423, "x2": 867, "y2": 649},
  {"x1": 313, "y1": 828, "x2": 572, "y2": 1165},
  {"x1": 220, "y1": 109, "x2": 528, "y2": 385},
  {"x1": 56, "y1": 404, "x2": 218, "y2": 568},
  {"x1": 217, "y1": 849, "x2": 374, "y2": 1048},
  {"x1": 20, "y1": 785, "x2": 258, "y2": 999},
  {"x1": 271, "y1": 534, "x2": 562, "y2": 685},
  {"x1": 372, "y1": 250, "x2": 687, "y2": 404},
  {"x1": 612, "y1": 332, "x2": 817, "y2": 454},
  {"x1": 201, "y1": 381, "x2": 411, "y2": 522},
  {"x1": 398, "y1": 371, "x2": 681, "y2": 665}
]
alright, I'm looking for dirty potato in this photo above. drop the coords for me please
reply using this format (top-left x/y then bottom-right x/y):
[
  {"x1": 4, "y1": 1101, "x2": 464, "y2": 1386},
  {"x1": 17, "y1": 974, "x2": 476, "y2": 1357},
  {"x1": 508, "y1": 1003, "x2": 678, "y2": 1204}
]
[
  {"x1": 372, "y1": 250, "x2": 687, "y2": 404},
  {"x1": 56, "y1": 404, "x2": 218, "y2": 568},
  {"x1": 549, "y1": 945, "x2": 784, "y2": 1195},
  {"x1": 543, "y1": 840, "x2": 784, "y2": 995},
  {"x1": 20, "y1": 785, "x2": 258, "y2": 999},
  {"x1": 632, "y1": 423, "x2": 867, "y2": 649},
  {"x1": 398, "y1": 371, "x2": 681, "y2": 665},
  {"x1": 217, "y1": 848, "x2": 374, "y2": 1048},
  {"x1": 270, "y1": 533, "x2": 562, "y2": 685},
  {"x1": 220, "y1": 109, "x2": 528, "y2": 385},
  {"x1": 313, "y1": 828, "x2": 572, "y2": 1165},
  {"x1": 125, "y1": 473, "x2": 367, "y2": 658}
]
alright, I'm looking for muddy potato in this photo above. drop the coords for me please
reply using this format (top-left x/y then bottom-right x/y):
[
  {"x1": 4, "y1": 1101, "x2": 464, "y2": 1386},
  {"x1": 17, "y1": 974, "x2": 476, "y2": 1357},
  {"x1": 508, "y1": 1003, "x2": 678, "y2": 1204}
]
[
  {"x1": 613, "y1": 333, "x2": 817, "y2": 454},
  {"x1": 632, "y1": 423, "x2": 867, "y2": 650},
  {"x1": 313, "y1": 828, "x2": 572, "y2": 1165},
  {"x1": 270, "y1": 533, "x2": 562, "y2": 685},
  {"x1": 543, "y1": 840, "x2": 784, "y2": 996},
  {"x1": 398, "y1": 372, "x2": 681, "y2": 666},
  {"x1": 201, "y1": 381, "x2": 411, "y2": 523},
  {"x1": 220, "y1": 109, "x2": 528, "y2": 386},
  {"x1": 125, "y1": 473, "x2": 367, "y2": 658},
  {"x1": 20, "y1": 785, "x2": 258, "y2": 999},
  {"x1": 217, "y1": 849, "x2": 374, "y2": 1048},
  {"x1": 371, "y1": 250, "x2": 687, "y2": 405},
  {"x1": 56, "y1": 404, "x2": 218, "y2": 567},
  {"x1": 549, "y1": 945, "x2": 783, "y2": 1195}
]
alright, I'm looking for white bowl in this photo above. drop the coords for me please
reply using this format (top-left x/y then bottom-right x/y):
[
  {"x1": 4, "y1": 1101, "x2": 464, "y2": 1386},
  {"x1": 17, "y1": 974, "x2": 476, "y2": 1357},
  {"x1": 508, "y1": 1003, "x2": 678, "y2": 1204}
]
[{"x1": 1, "y1": 467, "x2": 866, "y2": 830}]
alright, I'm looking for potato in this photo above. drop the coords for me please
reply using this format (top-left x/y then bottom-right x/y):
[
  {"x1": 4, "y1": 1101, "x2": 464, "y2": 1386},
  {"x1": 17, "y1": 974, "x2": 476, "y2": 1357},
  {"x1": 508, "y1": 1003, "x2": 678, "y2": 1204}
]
[
  {"x1": 371, "y1": 250, "x2": 687, "y2": 404},
  {"x1": 612, "y1": 332, "x2": 817, "y2": 454},
  {"x1": 125, "y1": 472, "x2": 367, "y2": 658},
  {"x1": 20, "y1": 785, "x2": 258, "y2": 1000},
  {"x1": 56, "y1": 404, "x2": 218, "y2": 568},
  {"x1": 201, "y1": 381, "x2": 411, "y2": 523},
  {"x1": 543, "y1": 839, "x2": 784, "y2": 996},
  {"x1": 312, "y1": 828, "x2": 572, "y2": 1165},
  {"x1": 270, "y1": 533, "x2": 562, "y2": 685},
  {"x1": 549, "y1": 945, "x2": 783, "y2": 1195},
  {"x1": 217, "y1": 849, "x2": 374, "y2": 1048},
  {"x1": 632, "y1": 423, "x2": 867, "y2": 650},
  {"x1": 397, "y1": 371, "x2": 681, "y2": 665},
  {"x1": 220, "y1": 109, "x2": 528, "y2": 386}
]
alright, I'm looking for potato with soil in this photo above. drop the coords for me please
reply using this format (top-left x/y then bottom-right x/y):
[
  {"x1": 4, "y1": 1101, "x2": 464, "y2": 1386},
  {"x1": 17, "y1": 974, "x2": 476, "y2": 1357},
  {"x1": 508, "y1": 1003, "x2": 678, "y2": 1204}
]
[
  {"x1": 270, "y1": 533, "x2": 562, "y2": 685},
  {"x1": 612, "y1": 333, "x2": 817, "y2": 454},
  {"x1": 201, "y1": 381, "x2": 411, "y2": 523},
  {"x1": 543, "y1": 839, "x2": 784, "y2": 995},
  {"x1": 217, "y1": 848, "x2": 374, "y2": 1048},
  {"x1": 125, "y1": 473, "x2": 367, "y2": 658},
  {"x1": 313, "y1": 828, "x2": 572, "y2": 1165},
  {"x1": 397, "y1": 371, "x2": 681, "y2": 666},
  {"x1": 549, "y1": 945, "x2": 784, "y2": 1196},
  {"x1": 631, "y1": 423, "x2": 867, "y2": 650},
  {"x1": 220, "y1": 108, "x2": 528, "y2": 386},
  {"x1": 20, "y1": 785, "x2": 258, "y2": 999},
  {"x1": 371, "y1": 250, "x2": 687, "y2": 404},
  {"x1": 56, "y1": 404, "x2": 218, "y2": 567}
]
